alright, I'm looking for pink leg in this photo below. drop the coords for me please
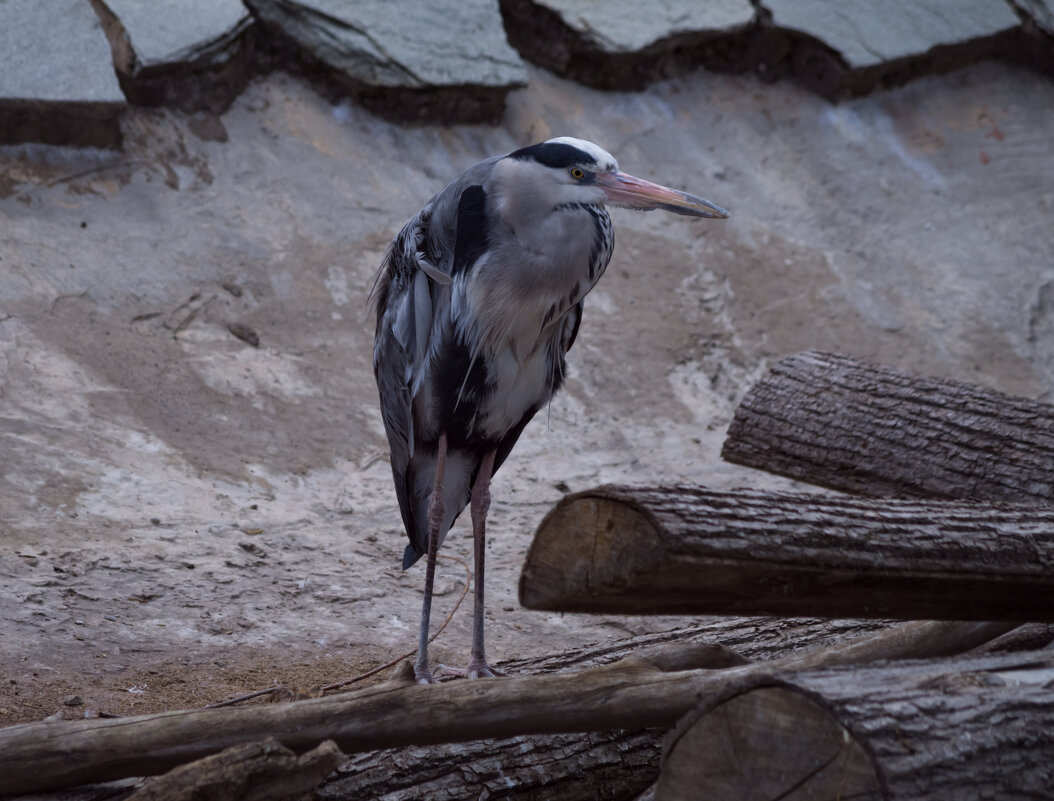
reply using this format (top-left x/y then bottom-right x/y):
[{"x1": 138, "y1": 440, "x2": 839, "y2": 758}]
[
  {"x1": 466, "y1": 450, "x2": 504, "y2": 679},
  {"x1": 414, "y1": 433, "x2": 448, "y2": 684}
]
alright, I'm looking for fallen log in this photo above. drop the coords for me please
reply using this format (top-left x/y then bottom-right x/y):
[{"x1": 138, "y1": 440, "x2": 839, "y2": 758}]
[
  {"x1": 0, "y1": 621, "x2": 1014, "y2": 796},
  {"x1": 721, "y1": 350, "x2": 1054, "y2": 503},
  {"x1": 658, "y1": 651, "x2": 1054, "y2": 800},
  {"x1": 238, "y1": 620, "x2": 864, "y2": 801},
  {"x1": 323, "y1": 726, "x2": 663, "y2": 801},
  {"x1": 518, "y1": 484, "x2": 1054, "y2": 619},
  {"x1": 125, "y1": 738, "x2": 343, "y2": 801}
]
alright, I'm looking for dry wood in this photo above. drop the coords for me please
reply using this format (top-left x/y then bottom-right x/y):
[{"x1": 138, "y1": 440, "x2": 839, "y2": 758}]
[
  {"x1": 259, "y1": 620, "x2": 856, "y2": 801},
  {"x1": 323, "y1": 727, "x2": 664, "y2": 801},
  {"x1": 519, "y1": 484, "x2": 1054, "y2": 619},
  {"x1": 721, "y1": 350, "x2": 1054, "y2": 502},
  {"x1": 0, "y1": 620, "x2": 889, "y2": 801},
  {"x1": 658, "y1": 651, "x2": 1054, "y2": 800},
  {"x1": 125, "y1": 738, "x2": 343, "y2": 801},
  {"x1": 0, "y1": 620, "x2": 1013, "y2": 796}
]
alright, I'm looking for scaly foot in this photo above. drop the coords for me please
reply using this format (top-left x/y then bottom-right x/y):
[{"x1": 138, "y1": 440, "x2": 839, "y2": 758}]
[
  {"x1": 414, "y1": 665, "x2": 437, "y2": 684},
  {"x1": 466, "y1": 660, "x2": 506, "y2": 679},
  {"x1": 436, "y1": 660, "x2": 506, "y2": 679}
]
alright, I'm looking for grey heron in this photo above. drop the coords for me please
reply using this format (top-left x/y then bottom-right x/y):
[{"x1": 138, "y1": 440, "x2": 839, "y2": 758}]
[{"x1": 372, "y1": 137, "x2": 728, "y2": 683}]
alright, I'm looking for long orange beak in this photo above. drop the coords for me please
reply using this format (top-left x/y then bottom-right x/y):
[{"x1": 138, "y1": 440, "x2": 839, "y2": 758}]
[{"x1": 597, "y1": 171, "x2": 729, "y2": 218}]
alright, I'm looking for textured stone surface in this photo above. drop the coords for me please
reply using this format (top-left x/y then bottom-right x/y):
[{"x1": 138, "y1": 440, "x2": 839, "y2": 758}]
[
  {"x1": 92, "y1": 0, "x2": 251, "y2": 70},
  {"x1": 89, "y1": 0, "x2": 256, "y2": 112},
  {"x1": 1, "y1": 0, "x2": 1051, "y2": 138},
  {"x1": 1013, "y1": 0, "x2": 1054, "y2": 36},
  {"x1": 537, "y1": 0, "x2": 755, "y2": 52},
  {"x1": 247, "y1": 0, "x2": 526, "y2": 122},
  {"x1": 764, "y1": 0, "x2": 1021, "y2": 68},
  {"x1": 0, "y1": 0, "x2": 124, "y2": 147},
  {"x1": 500, "y1": 0, "x2": 760, "y2": 89}
]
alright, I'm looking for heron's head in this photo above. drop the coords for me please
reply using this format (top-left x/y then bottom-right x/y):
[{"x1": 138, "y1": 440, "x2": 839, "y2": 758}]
[{"x1": 499, "y1": 136, "x2": 729, "y2": 219}]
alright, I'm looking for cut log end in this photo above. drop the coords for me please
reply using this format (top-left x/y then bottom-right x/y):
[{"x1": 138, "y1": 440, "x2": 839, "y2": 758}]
[
  {"x1": 658, "y1": 686, "x2": 881, "y2": 801},
  {"x1": 519, "y1": 492, "x2": 666, "y2": 612},
  {"x1": 659, "y1": 654, "x2": 1054, "y2": 800}
]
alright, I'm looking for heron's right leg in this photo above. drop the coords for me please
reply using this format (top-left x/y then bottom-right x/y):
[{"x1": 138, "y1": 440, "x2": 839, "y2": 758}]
[{"x1": 414, "y1": 432, "x2": 448, "y2": 684}]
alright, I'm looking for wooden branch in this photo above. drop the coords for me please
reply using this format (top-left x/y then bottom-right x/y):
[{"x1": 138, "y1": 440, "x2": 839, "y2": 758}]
[
  {"x1": 721, "y1": 350, "x2": 1054, "y2": 502},
  {"x1": 658, "y1": 651, "x2": 1054, "y2": 800},
  {"x1": 0, "y1": 621, "x2": 1014, "y2": 796},
  {"x1": 126, "y1": 738, "x2": 343, "y2": 801},
  {"x1": 518, "y1": 484, "x2": 1054, "y2": 619}
]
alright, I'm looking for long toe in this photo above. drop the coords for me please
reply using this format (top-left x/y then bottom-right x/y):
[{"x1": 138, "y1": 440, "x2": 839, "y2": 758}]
[{"x1": 466, "y1": 659, "x2": 506, "y2": 680}]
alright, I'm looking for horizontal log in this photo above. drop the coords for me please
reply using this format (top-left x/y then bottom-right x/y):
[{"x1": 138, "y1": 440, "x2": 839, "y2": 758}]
[
  {"x1": 125, "y1": 738, "x2": 343, "y2": 801},
  {"x1": 0, "y1": 621, "x2": 1013, "y2": 796},
  {"x1": 518, "y1": 484, "x2": 1054, "y2": 619},
  {"x1": 721, "y1": 350, "x2": 1054, "y2": 503},
  {"x1": 659, "y1": 651, "x2": 1054, "y2": 800}
]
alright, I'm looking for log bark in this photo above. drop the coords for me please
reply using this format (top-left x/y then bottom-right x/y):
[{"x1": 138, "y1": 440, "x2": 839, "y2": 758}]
[
  {"x1": 269, "y1": 622, "x2": 828, "y2": 801},
  {"x1": 519, "y1": 484, "x2": 1054, "y2": 619},
  {"x1": 321, "y1": 729, "x2": 663, "y2": 801},
  {"x1": 658, "y1": 651, "x2": 1054, "y2": 800},
  {"x1": 125, "y1": 739, "x2": 344, "y2": 801},
  {"x1": 721, "y1": 350, "x2": 1054, "y2": 503},
  {"x1": 0, "y1": 621, "x2": 1013, "y2": 796}
]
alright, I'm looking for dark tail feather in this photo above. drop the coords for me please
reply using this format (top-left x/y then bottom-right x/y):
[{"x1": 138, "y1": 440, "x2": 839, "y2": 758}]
[{"x1": 402, "y1": 543, "x2": 424, "y2": 569}]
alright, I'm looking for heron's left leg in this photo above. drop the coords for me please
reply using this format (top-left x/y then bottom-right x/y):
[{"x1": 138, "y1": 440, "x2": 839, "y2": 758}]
[
  {"x1": 414, "y1": 432, "x2": 448, "y2": 684},
  {"x1": 466, "y1": 449, "x2": 505, "y2": 679}
]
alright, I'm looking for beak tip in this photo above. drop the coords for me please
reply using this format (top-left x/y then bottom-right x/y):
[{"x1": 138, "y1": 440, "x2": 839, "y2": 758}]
[{"x1": 695, "y1": 198, "x2": 730, "y2": 220}]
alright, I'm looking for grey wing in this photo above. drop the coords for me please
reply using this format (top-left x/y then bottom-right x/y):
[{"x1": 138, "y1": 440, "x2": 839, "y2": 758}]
[
  {"x1": 372, "y1": 212, "x2": 446, "y2": 552},
  {"x1": 371, "y1": 156, "x2": 501, "y2": 556}
]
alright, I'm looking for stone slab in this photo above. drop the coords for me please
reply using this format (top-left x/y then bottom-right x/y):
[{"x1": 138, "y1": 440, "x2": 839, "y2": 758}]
[
  {"x1": 537, "y1": 0, "x2": 755, "y2": 52},
  {"x1": 0, "y1": 0, "x2": 125, "y2": 147},
  {"x1": 0, "y1": 0, "x2": 124, "y2": 103},
  {"x1": 764, "y1": 0, "x2": 1021, "y2": 68},
  {"x1": 92, "y1": 0, "x2": 252, "y2": 70},
  {"x1": 281, "y1": 0, "x2": 525, "y2": 88},
  {"x1": 499, "y1": 0, "x2": 758, "y2": 90},
  {"x1": 89, "y1": 0, "x2": 256, "y2": 112},
  {"x1": 1012, "y1": 0, "x2": 1054, "y2": 36},
  {"x1": 246, "y1": 0, "x2": 525, "y2": 122}
]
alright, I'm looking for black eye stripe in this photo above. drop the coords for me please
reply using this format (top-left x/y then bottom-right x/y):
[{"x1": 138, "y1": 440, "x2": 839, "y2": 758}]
[{"x1": 508, "y1": 142, "x2": 598, "y2": 169}]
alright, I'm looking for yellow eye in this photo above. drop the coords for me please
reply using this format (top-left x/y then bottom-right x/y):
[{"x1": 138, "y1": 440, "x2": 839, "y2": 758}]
[{"x1": 570, "y1": 167, "x2": 585, "y2": 180}]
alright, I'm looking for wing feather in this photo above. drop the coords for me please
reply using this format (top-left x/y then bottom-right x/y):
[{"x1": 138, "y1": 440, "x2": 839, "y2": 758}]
[{"x1": 373, "y1": 157, "x2": 505, "y2": 565}]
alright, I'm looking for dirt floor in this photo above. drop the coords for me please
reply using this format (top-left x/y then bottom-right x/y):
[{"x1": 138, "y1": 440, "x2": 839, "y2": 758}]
[{"x1": 3, "y1": 60, "x2": 1054, "y2": 729}]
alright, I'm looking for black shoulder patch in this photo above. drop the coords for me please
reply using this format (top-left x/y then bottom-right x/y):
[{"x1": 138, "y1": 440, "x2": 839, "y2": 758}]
[
  {"x1": 508, "y1": 142, "x2": 597, "y2": 169},
  {"x1": 453, "y1": 184, "x2": 489, "y2": 276}
]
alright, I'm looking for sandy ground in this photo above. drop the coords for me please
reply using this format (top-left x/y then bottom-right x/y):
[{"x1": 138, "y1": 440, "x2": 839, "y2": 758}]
[{"x1": 2, "y1": 61, "x2": 1054, "y2": 726}]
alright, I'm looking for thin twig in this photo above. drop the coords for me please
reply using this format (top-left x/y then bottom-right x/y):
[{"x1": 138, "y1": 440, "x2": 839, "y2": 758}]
[
  {"x1": 320, "y1": 553, "x2": 473, "y2": 693},
  {"x1": 204, "y1": 686, "x2": 286, "y2": 710},
  {"x1": 44, "y1": 160, "x2": 147, "y2": 188}
]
